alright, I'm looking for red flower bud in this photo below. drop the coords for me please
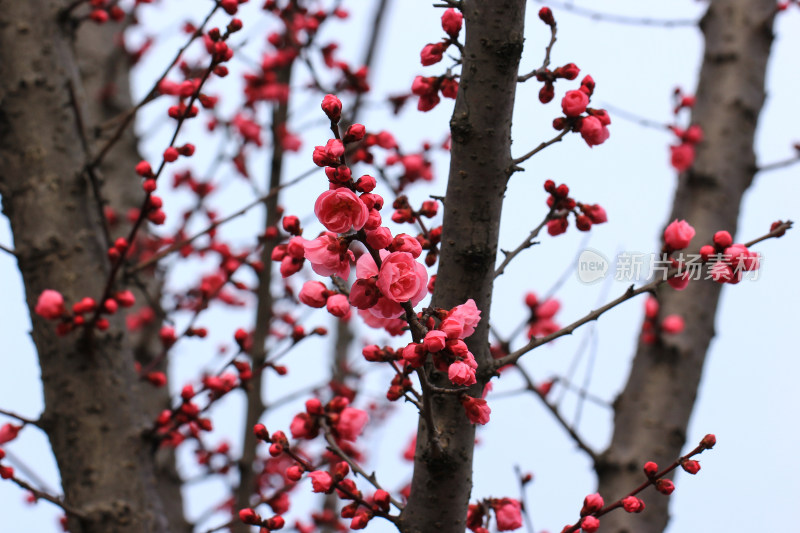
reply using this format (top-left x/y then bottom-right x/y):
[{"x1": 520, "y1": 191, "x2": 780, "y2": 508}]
[
  {"x1": 655, "y1": 478, "x2": 675, "y2": 495},
  {"x1": 539, "y1": 7, "x2": 555, "y2": 26},
  {"x1": 681, "y1": 459, "x2": 701, "y2": 475},
  {"x1": 643, "y1": 461, "x2": 659, "y2": 478}
]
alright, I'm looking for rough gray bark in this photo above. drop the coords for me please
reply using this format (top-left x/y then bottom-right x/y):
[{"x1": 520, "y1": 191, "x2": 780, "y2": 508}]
[
  {"x1": 400, "y1": 1, "x2": 527, "y2": 532},
  {"x1": 596, "y1": 2, "x2": 776, "y2": 532},
  {"x1": 0, "y1": 2, "x2": 176, "y2": 531},
  {"x1": 73, "y1": 18, "x2": 189, "y2": 533}
]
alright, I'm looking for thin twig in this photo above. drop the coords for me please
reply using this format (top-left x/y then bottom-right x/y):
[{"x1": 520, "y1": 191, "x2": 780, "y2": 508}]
[
  {"x1": 512, "y1": 129, "x2": 569, "y2": 167},
  {"x1": 0, "y1": 243, "x2": 16, "y2": 257},
  {"x1": 515, "y1": 365, "x2": 598, "y2": 464},
  {"x1": 0, "y1": 408, "x2": 39, "y2": 427},
  {"x1": 531, "y1": 0, "x2": 697, "y2": 27},
  {"x1": 514, "y1": 464, "x2": 536, "y2": 533},
  {"x1": 518, "y1": 16, "x2": 558, "y2": 83},
  {"x1": 560, "y1": 437, "x2": 716, "y2": 533},
  {"x1": 757, "y1": 155, "x2": 800, "y2": 173},
  {"x1": 129, "y1": 166, "x2": 317, "y2": 273},
  {"x1": 6, "y1": 475, "x2": 87, "y2": 518},
  {"x1": 597, "y1": 102, "x2": 668, "y2": 131},
  {"x1": 88, "y1": 5, "x2": 219, "y2": 170},
  {"x1": 494, "y1": 214, "x2": 551, "y2": 278},
  {"x1": 321, "y1": 422, "x2": 405, "y2": 511},
  {"x1": 495, "y1": 221, "x2": 793, "y2": 369},
  {"x1": 67, "y1": 80, "x2": 112, "y2": 249}
]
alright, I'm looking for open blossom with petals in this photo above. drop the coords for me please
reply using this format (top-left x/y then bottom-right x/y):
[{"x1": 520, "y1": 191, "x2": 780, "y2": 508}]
[
  {"x1": 445, "y1": 299, "x2": 482, "y2": 339},
  {"x1": 579, "y1": 116, "x2": 610, "y2": 147},
  {"x1": 34, "y1": 290, "x2": 65, "y2": 320},
  {"x1": 314, "y1": 188, "x2": 369, "y2": 234},
  {"x1": 448, "y1": 360, "x2": 477, "y2": 386},
  {"x1": 664, "y1": 219, "x2": 695, "y2": 250},
  {"x1": 304, "y1": 232, "x2": 353, "y2": 278},
  {"x1": 377, "y1": 252, "x2": 428, "y2": 304},
  {"x1": 562, "y1": 90, "x2": 589, "y2": 117},
  {"x1": 493, "y1": 499, "x2": 523, "y2": 531},
  {"x1": 309, "y1": 470, "x2": 334, "y2": 493},
  {"x1": 336, "y1": 407, "x2": 368, "y2": 441},
  {"x1": 461, "y1": 395, "x2": 491, "y2": 425}
]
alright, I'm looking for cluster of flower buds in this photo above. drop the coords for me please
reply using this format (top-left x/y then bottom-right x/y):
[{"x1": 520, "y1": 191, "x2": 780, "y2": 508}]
[
  {"x1": 86, "y1": 0, "x2": 126, "y2": 24},
  {"x1": 252, "y1": 415, "x2": 388, "y2": 530},
  {"x1": 238, "y1": 507, "x2": 286, "y2": 532},
  {"x1": 412, "y1": 8, "x2": 463, "y2": 110},
  {"x1": 543, "y1": 180, "x2": 608, "y2": 236},
  {"x1": 287, "y1": 396, "x2": 368, "y2": 443},
  {"x1": 552, "y1": 76, "x2": 611, "y2": 148},
  {"x1": 662, "y1": 220, "x2": 762, "y2": 288},
  {"x1": 33, "y1": 288, "x2": 136, "y2": 336},
  {"x1": 153, "y1": 391, "x2": 214, "y2": 448},
  {"x1": 275, "y1": 97, "x2": 437, "y2": 335},
  {"x1": 0, "y1": 448, "x2": 13, "y2": 480},
  {"x1": 641, "y1": 296, "x2": 685, "y2": 343},
  {"x1": 524, "y1": 291, "x2": 561, "y2": 339},
  {"x1": 666, "y1": 88, "x2": 702, "y2": 171},
  {"x1": 668, "y1": 124, "x2": 703, "y2": 172},
  {"x1": 467, "y1": 497, "x2": 523, "y2": 532},
  {"x1": 699, "y1": 230, "x2": 761, "y2": 284}
]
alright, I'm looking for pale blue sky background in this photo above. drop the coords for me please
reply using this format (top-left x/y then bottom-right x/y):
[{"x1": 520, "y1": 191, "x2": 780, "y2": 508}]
[{"x1": 1, "y1": 1, "x2": 798, "y2": 532}]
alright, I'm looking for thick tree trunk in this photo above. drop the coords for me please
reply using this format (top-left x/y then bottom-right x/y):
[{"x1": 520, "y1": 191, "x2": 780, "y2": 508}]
[
  {"x1": 0, "y1": 2, "x2": 175, "y2": 531},
  {"x1": 73, "y1": 16, "x2": 190, "y2": 533},
  {"x1": 400, "y1": 1, "x2": 526, "y2": 532},
  {"x1": 596, "y1": 2, "x2": 776, "y2": 532}
]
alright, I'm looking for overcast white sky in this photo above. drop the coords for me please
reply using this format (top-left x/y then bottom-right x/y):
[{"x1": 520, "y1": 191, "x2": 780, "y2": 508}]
[{"x1": 1, "y1": 1, "x2": 798, "y2": 532}]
